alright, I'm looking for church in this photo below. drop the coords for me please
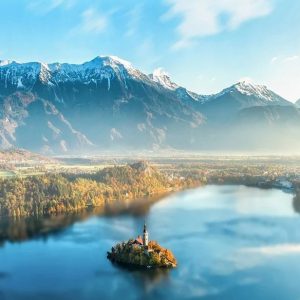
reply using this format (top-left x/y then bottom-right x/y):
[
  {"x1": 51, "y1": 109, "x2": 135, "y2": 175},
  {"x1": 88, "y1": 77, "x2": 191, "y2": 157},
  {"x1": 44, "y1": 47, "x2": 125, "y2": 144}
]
[
  {"x1": 132, "y1": 222, "x2": 149, "y2": 249},
  {"x1": 107, "y1": 222, "x2": 177, "y2": 268}
]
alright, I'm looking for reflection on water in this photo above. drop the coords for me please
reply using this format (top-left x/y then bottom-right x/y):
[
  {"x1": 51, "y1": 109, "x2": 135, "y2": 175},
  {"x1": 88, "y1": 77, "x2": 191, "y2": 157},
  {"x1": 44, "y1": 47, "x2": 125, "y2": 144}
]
[
  {"x1": 292, "y1": 191, "x2": 300, "y2": 214},
  {"x1": 1, "y1": 185, "x2": 300, "y2": 300},
  {"x1": 112, "y1": 263, "x2": 170, "y2": 293},
  {"x1": 0, "y1": 193, "x2": 167, "y2": 244}
]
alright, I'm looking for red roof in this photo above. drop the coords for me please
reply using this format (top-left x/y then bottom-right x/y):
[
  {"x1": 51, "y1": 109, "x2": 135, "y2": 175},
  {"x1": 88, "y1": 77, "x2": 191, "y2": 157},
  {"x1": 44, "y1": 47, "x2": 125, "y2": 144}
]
[{"x1": 133, "y1": 236, "x2": 143, "y2": 245}]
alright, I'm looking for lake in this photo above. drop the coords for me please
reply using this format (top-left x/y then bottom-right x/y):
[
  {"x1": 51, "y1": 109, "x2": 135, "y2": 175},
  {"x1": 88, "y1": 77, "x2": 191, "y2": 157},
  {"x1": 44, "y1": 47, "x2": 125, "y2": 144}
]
[{"x1": 1, "y1": 185, "x2": 300, "y2": 300}]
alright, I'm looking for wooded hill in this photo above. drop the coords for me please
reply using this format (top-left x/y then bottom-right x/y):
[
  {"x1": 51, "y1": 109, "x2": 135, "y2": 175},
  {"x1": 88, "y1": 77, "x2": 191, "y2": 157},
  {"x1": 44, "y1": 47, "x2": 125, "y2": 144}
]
[{"x1": 0, "y1": 161, "x2": 181, "y2": 217}]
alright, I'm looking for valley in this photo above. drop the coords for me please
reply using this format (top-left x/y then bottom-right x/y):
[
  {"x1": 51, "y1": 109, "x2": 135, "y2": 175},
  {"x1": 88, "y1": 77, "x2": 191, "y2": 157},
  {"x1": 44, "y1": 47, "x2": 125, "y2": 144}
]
[{"x1": 0, "y1": 152, "x2": 299, "y2": 219}]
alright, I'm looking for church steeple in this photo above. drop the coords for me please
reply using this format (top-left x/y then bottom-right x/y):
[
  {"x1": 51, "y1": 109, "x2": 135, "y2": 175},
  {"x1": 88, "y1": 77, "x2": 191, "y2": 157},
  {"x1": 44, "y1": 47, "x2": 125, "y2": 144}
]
[{"x1": 143, "y1": 222, "x2": 149, "y2": 247}]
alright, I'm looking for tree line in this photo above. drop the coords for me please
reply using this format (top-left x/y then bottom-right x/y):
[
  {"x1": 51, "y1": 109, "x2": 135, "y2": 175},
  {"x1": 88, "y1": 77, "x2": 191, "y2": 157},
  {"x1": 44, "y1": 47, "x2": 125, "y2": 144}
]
[{"x1": 0, "y1": 163, "x2": 175, "y2": 217}]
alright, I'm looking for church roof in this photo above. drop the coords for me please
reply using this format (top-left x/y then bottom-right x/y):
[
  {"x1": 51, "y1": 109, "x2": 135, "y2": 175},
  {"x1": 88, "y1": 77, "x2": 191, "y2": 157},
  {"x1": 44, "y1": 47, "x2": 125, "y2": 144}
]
[{"x1": 133, "y1": 237, "x2": 143, "y2": 245}]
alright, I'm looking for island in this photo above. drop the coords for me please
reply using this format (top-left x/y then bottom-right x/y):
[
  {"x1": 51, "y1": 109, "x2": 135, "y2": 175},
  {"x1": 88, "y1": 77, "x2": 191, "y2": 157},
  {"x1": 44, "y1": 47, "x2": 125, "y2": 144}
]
[{"x1": 107, "y1": 223, "x2": 177, "y2": 268}]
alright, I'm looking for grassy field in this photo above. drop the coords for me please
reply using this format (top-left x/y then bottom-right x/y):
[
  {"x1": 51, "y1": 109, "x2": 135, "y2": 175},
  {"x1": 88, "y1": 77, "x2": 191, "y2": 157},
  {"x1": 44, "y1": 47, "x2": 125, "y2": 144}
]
[
  {"x1": 0, "y1": 163, "x2": 119, "y2": 178},
  {"x1": 0, "y1": 170, "x2": 16, "y2": 178}
]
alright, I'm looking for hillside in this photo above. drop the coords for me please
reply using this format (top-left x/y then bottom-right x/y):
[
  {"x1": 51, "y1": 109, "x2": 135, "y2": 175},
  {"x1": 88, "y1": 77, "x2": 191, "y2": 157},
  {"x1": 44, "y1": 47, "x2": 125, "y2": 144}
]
[
  {"x1": 0, "y1": 56, "x2": 299, "y2": 153},
  {"x1": 0, "y1": 161, "x2": 176, "y2": 217},
  {"x1": 0, "y1": 149, "x2": 55, "y2": 165}
]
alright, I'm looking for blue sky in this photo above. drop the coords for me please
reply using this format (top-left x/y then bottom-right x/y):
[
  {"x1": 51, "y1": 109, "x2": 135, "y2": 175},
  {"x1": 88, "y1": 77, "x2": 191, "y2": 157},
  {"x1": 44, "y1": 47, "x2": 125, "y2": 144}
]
[{"x1": 1, "y1": 0, "x2": 300, "y2": 101}]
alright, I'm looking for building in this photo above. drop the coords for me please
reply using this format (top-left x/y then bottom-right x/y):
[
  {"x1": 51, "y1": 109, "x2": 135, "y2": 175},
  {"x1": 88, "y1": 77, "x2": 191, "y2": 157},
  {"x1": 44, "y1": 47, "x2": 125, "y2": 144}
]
[
  {"x1": 143, "y1": 222, "x2": 149, "y2": 247},
  {"x1": 130, "y1": 223, "x2": 149, "y2": 249}
]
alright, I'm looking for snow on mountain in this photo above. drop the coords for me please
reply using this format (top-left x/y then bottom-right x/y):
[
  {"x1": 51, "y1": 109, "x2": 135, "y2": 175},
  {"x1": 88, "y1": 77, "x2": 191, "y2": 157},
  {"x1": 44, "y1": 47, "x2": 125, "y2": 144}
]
[
  {"x1": 149, "y1": 68, "x2": 179, "y2": 90},
  {"x1": 0, "y1": 56, "x2": 149, "y2": 91},
  {"x1": 0, "y1": 61, "x2": 53, "y2": 89},
  {"x1": 0, "y1": 60, "x2": 14, "y2": 67},
  {"x1": 148, "y1": 68, "x2": 212, "y2": 105},
  {"x1": 0, "y1": 55, "x2": 205, "y2": 153},
  {"x1": 49, "y1": 55, "x2": 141, "y2": 79},
  {"x1": 208, "y1": 80, "x2": 291, "y2": 106},
  {"x1": 296, "y1": 99, "x2": 300, "y2": 107},
  {"x1": 0, "y1": 57, "x2": 292, "y2": 107},
  {"x1": 234, "y1": 80, "x2": 280, "y2": 102},
  {"x1": 0, "y1": 54, "x2": 298, "y2": 153}
]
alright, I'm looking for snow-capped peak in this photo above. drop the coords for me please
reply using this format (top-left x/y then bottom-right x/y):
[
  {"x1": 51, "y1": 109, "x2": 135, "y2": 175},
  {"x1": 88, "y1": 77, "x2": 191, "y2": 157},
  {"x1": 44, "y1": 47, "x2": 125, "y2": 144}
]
[
  {"x1": 105, "y1": 55, "x2": 133, "y2": 69},
  {"x1": 0, "y1": 60, "x2": 14, "y2": 67},
  {"x1": 233, "y1": 80, "x2": 272, "y2": 100},
  {"x1": 210, "y1": 79, "x2": 290, "y2": 105},
  {"x1": 238, "y1": 77, "x2": 255, "y2": 85},
  {"x1": 0, "y1": 55, "x2": 147, "y2": 91},
  {"x1": 152, "y1": 67, "x2": 168, "y2": 78},
  {"x1": 149, "y1": 68, "x2": 178, "y2": 90},
  {"x1": 85, "y1": 55, "x2": 134, "y2": 70}
]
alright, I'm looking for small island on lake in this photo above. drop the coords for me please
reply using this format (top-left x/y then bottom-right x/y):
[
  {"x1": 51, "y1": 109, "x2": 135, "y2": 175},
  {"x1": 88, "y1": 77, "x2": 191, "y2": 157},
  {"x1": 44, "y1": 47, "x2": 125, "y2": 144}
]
[{"x1": 107, "y1": 223, "x2": 177, "y2": 268}]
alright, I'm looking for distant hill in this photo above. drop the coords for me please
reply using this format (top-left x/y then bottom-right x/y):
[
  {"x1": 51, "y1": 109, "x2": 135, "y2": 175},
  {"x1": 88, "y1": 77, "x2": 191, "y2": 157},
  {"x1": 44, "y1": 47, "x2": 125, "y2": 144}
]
[
  {"x1": 0, "y1": 56, "x2": 299, "y2": 153},
  {"x1": 0, "y1": 149, "x2": 54, "y2": 165},
  {"x1": 0, "y1": 161, "x2": 174, "y2": 217}
]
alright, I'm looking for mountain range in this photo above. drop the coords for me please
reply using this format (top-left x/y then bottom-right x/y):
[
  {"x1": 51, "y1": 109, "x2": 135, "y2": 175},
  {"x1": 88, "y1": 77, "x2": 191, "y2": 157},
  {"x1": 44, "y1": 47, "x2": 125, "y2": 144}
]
[{"x1": 0, "y1": 56, "x2": 299, "y2": 154}]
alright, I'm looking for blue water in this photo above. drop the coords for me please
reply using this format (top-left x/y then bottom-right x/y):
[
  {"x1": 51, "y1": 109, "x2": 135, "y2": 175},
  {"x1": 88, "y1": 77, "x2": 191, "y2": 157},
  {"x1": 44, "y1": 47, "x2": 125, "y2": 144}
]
[{"x1": 1, "y1": 185, "x2": 300, "y2": 300}]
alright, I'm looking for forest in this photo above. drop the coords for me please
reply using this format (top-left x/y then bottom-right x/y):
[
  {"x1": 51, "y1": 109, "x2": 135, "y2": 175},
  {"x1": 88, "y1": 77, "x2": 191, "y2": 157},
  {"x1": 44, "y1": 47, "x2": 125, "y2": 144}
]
[{"x1": 0, "y1": 161, "x2": 183, "y2": 217}]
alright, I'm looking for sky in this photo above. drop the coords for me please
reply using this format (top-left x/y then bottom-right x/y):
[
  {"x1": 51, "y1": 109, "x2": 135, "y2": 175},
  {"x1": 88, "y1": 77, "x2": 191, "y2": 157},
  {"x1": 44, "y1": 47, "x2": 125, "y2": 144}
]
[{"x1": 0, "y1": 0, "x2": 300, "y2": 102}]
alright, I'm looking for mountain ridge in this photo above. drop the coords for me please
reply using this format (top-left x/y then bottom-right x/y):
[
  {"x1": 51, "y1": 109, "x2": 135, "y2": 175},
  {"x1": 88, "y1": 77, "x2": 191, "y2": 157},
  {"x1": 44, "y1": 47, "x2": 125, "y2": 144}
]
[
  {"x1": 0, "y1": 55, "x2": 299, "y2": 153},
  {"x1": 0, "y1": 56, "x2": 293, "y2": 103}
]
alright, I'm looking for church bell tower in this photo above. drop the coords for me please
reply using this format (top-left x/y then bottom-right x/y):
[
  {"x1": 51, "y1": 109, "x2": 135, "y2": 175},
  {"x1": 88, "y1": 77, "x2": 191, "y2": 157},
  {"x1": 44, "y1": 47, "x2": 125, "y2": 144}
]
[{"x1": 143, "y1": 222, "x2": 149, "y2": 247}]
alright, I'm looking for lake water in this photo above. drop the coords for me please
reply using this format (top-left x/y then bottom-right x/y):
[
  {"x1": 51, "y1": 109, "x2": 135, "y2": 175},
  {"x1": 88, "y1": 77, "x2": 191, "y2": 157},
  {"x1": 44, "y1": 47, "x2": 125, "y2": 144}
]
[{"x1": 1, "y1": 185, "x2": 300, "y2": 300}]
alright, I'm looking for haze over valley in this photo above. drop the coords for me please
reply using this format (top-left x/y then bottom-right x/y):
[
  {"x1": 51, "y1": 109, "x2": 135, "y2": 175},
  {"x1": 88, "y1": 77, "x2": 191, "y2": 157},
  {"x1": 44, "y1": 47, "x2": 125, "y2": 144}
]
[
  {"x1": 0, "y1": 56, "x2": 299, "y2": 154},
  {"x1": 2, "y1": 1, "x2": 300, "y2": 299}
]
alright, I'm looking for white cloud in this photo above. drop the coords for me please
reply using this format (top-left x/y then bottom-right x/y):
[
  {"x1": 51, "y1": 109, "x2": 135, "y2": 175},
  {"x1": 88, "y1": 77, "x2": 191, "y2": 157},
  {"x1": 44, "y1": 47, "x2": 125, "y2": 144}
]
[
  {"x1": 164, "y1": 0, "x2": 273, "y2": 49},
  {"x1": 72, "y1": 8, "x2": 107, "y2": 35},
  {"x1": 242, "y1": 244, "x2": 300, "y2": 256},
  {"x1": 28, "y1": 0, "x2": 76, "y2": 14},
  {"x1": 267, "y1": 54, "x2": 300, "y2": 101},
  {"x1": 215, "y1": 243, "x2": 300, "y2": 276},
  {"x1": 81, "y1": 8, "x2": 107, "y2": 33},
  {"x1": 135, "y1": 38, "x2": 162, "y2": 68},
  {"x1": 270, "y1": 56, "x2": 278, "y2": 64},
  {"x1": 125, "y1": 4, "x2": 143, "y2": 38},
  {"x1": 270, "y1": 54, "x2": 300, "y2": 64},
  {"x1": 283, "y1": 55, "x2": 299, "y2": 63}
]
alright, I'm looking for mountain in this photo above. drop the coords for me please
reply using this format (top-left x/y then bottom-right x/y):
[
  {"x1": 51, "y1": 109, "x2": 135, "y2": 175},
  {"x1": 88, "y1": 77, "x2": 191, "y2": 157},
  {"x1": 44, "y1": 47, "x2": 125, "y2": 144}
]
[
  {"x1": 0, "y1": 148, "x2": 55, "y2": 165},
  {"x1": 0, "y1": 55, "x2": 299, "y2": 153},
  {"x1": 199, "y1": 81, "x2": 292, "y2": 123},
  {"x1": 0, "y1": 56, "x2": 203, "y2": 153},
  {"x1": 296, "y1": 99, "x2": 300, "y2": 108},
  {"x1": 149, "y1": 68, "x2": 179, "y2": 90},
  {"x1": 149, "y1": 68, "x2": 209, "y2": 105}
]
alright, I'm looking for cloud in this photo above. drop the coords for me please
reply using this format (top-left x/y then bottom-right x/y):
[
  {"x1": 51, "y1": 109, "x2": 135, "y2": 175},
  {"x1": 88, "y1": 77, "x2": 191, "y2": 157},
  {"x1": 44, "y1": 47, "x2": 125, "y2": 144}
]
[
  {"x1": 267, "y1": 54, "x2": 300, "y2": 102},
  {"x1": 215, "y1": 243, "x2": 300, "y2": 276},
  {"x1": 270, "y1": 55, "x2": 300, "y2": 64},
  {"x1": 270, "y1": 56, "x2": 278, "y2": 64},
  {"x1": 135, "y1": 38, "x2": 162, "y2": 68},
  {"x1": 28, "y1": 0, "x2": 76, "y2": 14},
  {"x1": 241, "y1": 244, "x2": 300, "y2": 256},
  {"x1": 124, "y1": 4, "x2": 143, "y2": 38},
  {"x1": 163, "y1": 0, "x2": 273, "y2": 49},
  {"x1": 71, "y1": 8, "x2": 107, "y2": 35},
  {"x1": 283, "y1": 55, "x2": 299, "y2": 63}
]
